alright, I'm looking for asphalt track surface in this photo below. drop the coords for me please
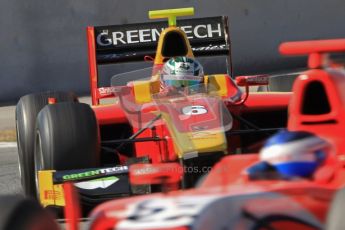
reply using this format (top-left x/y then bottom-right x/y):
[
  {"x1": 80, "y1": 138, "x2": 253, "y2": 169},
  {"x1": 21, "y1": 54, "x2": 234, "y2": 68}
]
[
  {"x1": 0, "y1": 104, "x2": 22, "y2": 195},
  {"x1": 0, "y1": 143, "x2": 22, "y2": 195}
]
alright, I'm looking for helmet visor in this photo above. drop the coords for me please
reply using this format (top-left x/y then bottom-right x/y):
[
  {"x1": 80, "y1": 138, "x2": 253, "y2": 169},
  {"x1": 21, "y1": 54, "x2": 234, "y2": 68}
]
[{"x1": 162, "y1": 75, "x2": 202, "y2": 88}]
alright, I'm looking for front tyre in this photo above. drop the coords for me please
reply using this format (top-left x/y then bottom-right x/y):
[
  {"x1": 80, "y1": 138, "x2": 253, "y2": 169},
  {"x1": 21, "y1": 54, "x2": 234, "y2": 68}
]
[
  {"x1": 34, "y1": 102, "x2": 100, "y2": 197},
  {"x1": 16, "y1": 92, "x2": 77, "y2": 197}
]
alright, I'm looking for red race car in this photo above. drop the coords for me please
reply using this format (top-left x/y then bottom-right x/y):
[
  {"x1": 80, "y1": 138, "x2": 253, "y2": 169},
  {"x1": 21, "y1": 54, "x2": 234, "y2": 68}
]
[{"x1": 15, "y1": 7, "x2": 289, "y2": 211}]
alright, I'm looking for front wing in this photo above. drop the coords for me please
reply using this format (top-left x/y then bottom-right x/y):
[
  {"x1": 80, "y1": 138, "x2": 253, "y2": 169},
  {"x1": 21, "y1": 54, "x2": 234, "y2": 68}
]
[{"x1": 38, "y1": 166, "x2": 133, "y2": 207}]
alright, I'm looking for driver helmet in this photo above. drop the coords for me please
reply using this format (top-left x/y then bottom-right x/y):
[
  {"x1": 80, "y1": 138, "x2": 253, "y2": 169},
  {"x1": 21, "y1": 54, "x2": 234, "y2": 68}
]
[
  {"x1": 160, "y1": 56, "x2": 204, "y2": 89},
  {"x1": 259, "y1": 130, "x2": 330, "y2": 178}
]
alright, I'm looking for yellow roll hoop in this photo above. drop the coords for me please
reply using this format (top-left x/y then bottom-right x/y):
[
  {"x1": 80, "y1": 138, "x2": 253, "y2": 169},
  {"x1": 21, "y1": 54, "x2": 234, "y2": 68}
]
[{"x1": 149, "y1": 7, "x2": 194, "y2": 26}]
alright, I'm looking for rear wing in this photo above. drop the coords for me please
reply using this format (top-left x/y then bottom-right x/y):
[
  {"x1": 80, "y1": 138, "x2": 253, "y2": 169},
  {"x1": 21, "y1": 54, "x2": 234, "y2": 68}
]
[
  {"x1": 279, "y1": 38, "x2": 345, "y2": 68},
  {"x1": 87, "y1": 16, "x2": 232, "y2": 105}
]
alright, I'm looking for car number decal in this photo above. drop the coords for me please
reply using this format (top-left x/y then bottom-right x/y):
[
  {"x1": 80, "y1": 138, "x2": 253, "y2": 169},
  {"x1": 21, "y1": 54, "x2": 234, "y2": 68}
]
[
  {"x1": 116, "y1": 195, "x2": 219, "y2": 229},
  {"x1": 182, "y1": 105, "x2": 207, "y2": 115}
]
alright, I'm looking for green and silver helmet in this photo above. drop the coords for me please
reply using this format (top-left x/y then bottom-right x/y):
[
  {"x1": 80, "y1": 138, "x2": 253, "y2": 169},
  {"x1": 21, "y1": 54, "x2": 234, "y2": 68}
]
[{"x1": 161, "y1": 57, "x2": 204, "y2": 88}]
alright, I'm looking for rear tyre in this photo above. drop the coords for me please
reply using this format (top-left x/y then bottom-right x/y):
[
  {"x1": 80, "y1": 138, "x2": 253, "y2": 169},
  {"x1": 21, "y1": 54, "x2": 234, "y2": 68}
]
[
  {"x1": 326, "y1": 188, "x2": 345, "y2": 230},
  {"x1": 0, "y1": 195, "x2": 58, "y2": 230},
  {"x1": 34, "y1": 102, "x2": 100, "y2": 197},
  {"x1": 16, "y1": 92, "x2": 77, "y2": 197}
]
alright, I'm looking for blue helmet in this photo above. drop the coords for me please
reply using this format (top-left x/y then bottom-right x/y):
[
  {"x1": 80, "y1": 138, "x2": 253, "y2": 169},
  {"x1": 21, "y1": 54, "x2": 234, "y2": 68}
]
[{"x1": 259, "y1": 130, "x2": 330, "y2": 178}]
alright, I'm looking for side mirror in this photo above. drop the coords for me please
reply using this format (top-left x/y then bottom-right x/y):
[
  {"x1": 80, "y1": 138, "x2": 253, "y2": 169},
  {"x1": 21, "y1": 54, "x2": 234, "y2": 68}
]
[
  {"x1": 130, "y1": 163, "x2": 183, "y2": 192},
  {"x1": 144, "y1": 55, "x2": 155, "y2": 62},
  {"x1": 235, "y1": 75, "x2": 269, "y2": 87},
  {"x1": 232, "y1": 75, "x2": 269, "y2": 105}
]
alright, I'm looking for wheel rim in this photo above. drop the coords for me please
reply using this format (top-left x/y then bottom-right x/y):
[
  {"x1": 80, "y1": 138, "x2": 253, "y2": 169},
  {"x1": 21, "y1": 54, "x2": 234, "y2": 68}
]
[
  {"x1": 34, "y1": 131, "x2": 44, "y2": 200},
  {"x1": 15, "y1": 119, "x2": 24, "y2": 185}
]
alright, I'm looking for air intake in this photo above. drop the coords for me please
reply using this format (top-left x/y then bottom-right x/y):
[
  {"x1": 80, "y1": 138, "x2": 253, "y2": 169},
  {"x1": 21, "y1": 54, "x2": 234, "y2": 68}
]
[
  {"x1": 162, "y1": 31, "x2": 188, "y2": 57},
  {"x1": 302, "y1": 81, "x2": 331, "y2": 115}
]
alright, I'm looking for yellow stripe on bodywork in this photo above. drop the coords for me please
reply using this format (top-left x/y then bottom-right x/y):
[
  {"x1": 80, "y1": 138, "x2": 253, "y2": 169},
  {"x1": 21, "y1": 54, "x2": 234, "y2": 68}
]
[
  {"x1": 38, "y1": 170, "x2": 65, "y2": 207},
  {"x1": 188, "y1": 131, "x2": 227, "y2": 154},
  {"x1": 205, "y1": 74, "x2": 228, "y2": 97},
  {"x1": 133, "y1": 80, "x2": 160, "y2": 104},
  {"x1": 161, "y1": 112, "x2": 227, "y2": 158}
]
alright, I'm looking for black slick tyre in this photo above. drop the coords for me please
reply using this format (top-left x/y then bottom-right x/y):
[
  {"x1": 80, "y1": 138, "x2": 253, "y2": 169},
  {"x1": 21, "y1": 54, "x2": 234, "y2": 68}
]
[
  {"x1": 34, "y1": 102, "x2": 100, "y2": 197},
  {"x1": 16, "y1": 92, "x2": 77, "y2": 197}
]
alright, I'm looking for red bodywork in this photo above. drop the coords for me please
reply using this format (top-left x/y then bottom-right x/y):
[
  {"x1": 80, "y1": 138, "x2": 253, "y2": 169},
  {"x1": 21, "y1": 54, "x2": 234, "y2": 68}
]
[{"x1": 73, "y1": 39, "x2": 345, "y2": 229}]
